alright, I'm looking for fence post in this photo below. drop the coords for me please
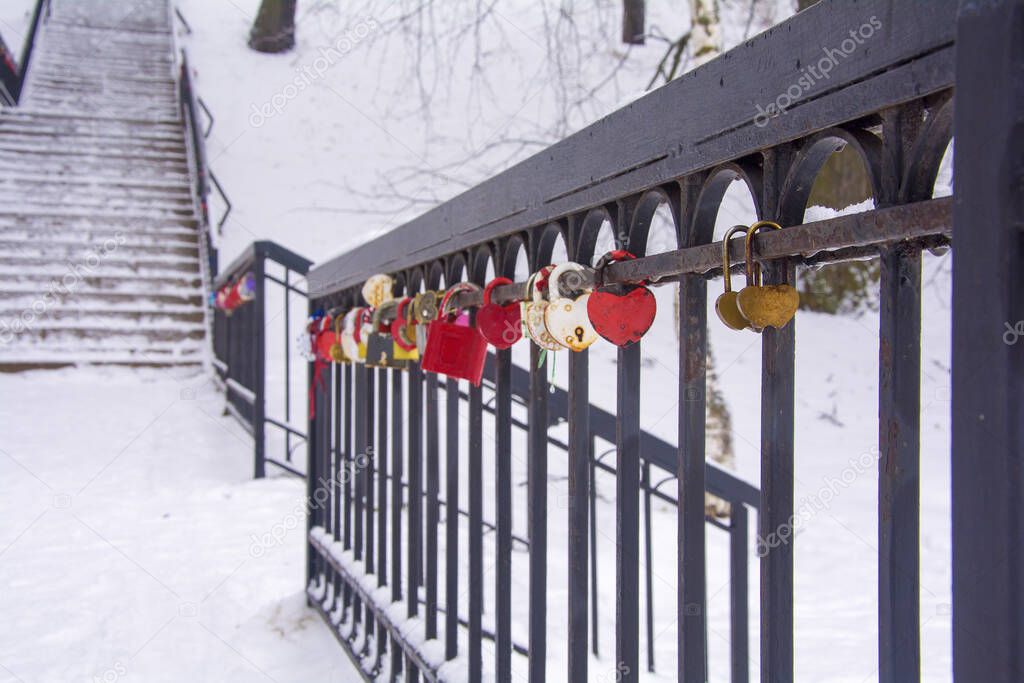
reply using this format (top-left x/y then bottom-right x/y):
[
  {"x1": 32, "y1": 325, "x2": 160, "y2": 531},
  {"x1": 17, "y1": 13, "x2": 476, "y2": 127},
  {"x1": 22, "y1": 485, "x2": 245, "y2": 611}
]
[
  {"x1": 252, "y1": 250, "x2": 267, "y2": 479},
  {"x1": 952, "y1": 2, "x2": 1024, "y2": 681}
]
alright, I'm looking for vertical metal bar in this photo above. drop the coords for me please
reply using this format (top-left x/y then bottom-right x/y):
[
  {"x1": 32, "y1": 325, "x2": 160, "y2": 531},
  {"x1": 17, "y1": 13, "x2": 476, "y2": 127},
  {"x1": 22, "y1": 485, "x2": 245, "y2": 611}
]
[
  {"x1": 378, "y1": 369, "x2": 389, "y2": 587},
  {"x1": 878, "y1": 245, "x2": 921, "y2": 683},
  {"x1": 365, "y1": 370, "x2": 376, "y2": 648},
  {"x1": 305, "y1": 300, "x2": 318, "y2": 598},
  {"x1": 354, "y1": 364, "x2": 366, "y2": 628},
  {"x1": 469, "y1": 380, "x2": 484, "y2": 677},
  {"x1": 445, "y1": 376, "x2": 460, "y2": 660},
  {"x1": 642, "y1": 460, "x2": 655, "y2": 673},
  {"x1": 952, "y1": 3, "x2": 1024, "y2": 680},
  {"x1": 426, "y1": 372, "x2": 440, "y2": 639},
  {"x1": 495, "y1": 348, "x2": 514, "y2": 682},
  {"x1": 616, "y1": 343, "x2": 641, "y2": 683},
  {"x1": 568, "y1": 350, "x2": 590, "y2": 682},
  {"x1": 407, "y1": 365, "x2": 424, "y2": 620},
  {"x1": 252, "y1": 255, "x2": 266, "y2": 478},
  {"x1": 679, "y1": 273, "x2": 708, "y2": 682},
  {"x1": 377, "y1": 368, "x2": 390, "y2": 668},
  {"x1": 343, "y1": 362, "x2": 354, "y2": 611},
  {"x1": 391, "y1": 368, "x2": 404, "y2": 680},
  {"x1": 284, "y1": 269, "x2": 291, "y2": 462},
  {"x1": 589, "y1": 434, "x2": 599, "y2": 658},
  {"x1": 759, "y1": 260, "x2": 796, "y2": 683},
  {"x1": 528, "y1": 344, "x2": 549, "y2": 683},
  {"x1": 730, "y1": 505, "x2": 749, "y2": 683}
]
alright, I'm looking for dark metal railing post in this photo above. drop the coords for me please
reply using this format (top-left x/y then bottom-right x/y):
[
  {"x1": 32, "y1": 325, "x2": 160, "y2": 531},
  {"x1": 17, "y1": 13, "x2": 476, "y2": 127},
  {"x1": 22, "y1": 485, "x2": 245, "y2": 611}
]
[
  {"x1": 527, "y1": 344, "x2": 549, "y2": 683},
  {"x1": 616, "y1": 343, "x2": 641, "y2": 683},
  {"x1": 678, "y1": 273, "x2": 708, "y2": 682},
  {"x1": 252, "y1": 253, "x2": 267, "y2": 479},
  {"x1": 390, "y1": 368, "x2": 405, "y2": 679},
  {"x1": 952, "y1": 2, "x2": 1024, "y2": 681},
  {"x1": 468, "y1": 377, "x2": 484, "y2": 677},
  {"x1": 568, "y1": 350, "x2": 590, "y2": 681},
  {"x1": 425, "y1": 372, "x2": 440, "y2": 639},
  {"x1": 305, "y1": 298, "x2": 319, "y2": 599},
  {"x1": 494, "y1": 348, "x2": 514, "y2": 682},
  {"x1": 730, "y1": 505, "x2": 749, "y2": 683},
  {"x1": 444, "y1": 376, "x2": 460, "y2": 660},
  {"x1": 759, "y1": 259, "x2": 796, "y2": 683}
]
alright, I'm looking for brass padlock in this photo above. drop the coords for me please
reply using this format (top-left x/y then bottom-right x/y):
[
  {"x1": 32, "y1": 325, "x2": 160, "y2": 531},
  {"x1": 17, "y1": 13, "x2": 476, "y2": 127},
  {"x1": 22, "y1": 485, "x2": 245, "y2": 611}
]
[
  {"x1": 413, "y1": 290, "x2": 443, "y2": 324},
  {"x1": 328, "y1": 310, "x2": 350, "y2": 363},
  {"x1": 367, "y1": 301, "x2": 409, "y2": 369},
  {"x1": 715, "y1": 225, "x2": 754, "y2": 331},
  {"x1": 736, "y1": 221, "x2": 799, "y2": 331}
]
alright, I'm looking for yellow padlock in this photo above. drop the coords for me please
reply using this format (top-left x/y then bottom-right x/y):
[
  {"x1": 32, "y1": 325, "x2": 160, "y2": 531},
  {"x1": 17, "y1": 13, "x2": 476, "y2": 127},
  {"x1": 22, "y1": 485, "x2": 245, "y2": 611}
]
[{"x1": 736, "y1": 221, "x2": 800, "y2": 331}]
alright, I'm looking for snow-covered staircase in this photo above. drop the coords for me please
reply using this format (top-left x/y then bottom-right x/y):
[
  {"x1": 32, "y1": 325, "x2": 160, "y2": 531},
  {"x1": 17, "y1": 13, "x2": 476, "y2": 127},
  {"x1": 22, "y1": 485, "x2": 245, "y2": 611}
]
[{"x1": 0, "y1": 0, "x2": 205, "y2": 369}]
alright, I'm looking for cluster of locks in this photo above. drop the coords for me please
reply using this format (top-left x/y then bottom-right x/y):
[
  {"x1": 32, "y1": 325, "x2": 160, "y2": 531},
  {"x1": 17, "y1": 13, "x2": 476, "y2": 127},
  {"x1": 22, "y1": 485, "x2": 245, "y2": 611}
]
[
  {"x1": 211, "y1": 271, "x2": 256, "y2": 315},
  {"x1": 714, "y1": 221, "x2": 799, "y2": 332},
  {"x1": 305, "y1": 250, "x2": 657, "y2": 387}
]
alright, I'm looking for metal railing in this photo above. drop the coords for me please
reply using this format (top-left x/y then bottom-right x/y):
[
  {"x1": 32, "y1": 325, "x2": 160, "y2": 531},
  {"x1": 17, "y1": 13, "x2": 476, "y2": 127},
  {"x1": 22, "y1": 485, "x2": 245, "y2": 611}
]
[
  {"x1": 0, "y1": 0, "x2": 50, "y2": 105},
  {"x1": 299, "y1": 1, "x2": 1024, "y2": 682},
  {"x1": 212, "y1": 241, "x2": 312, "y2": 478}
]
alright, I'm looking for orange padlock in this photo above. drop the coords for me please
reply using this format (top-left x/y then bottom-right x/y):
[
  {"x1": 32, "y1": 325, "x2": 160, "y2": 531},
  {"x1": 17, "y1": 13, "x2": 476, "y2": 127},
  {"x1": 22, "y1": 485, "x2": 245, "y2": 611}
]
[{"x1": 420, "y1": 282, "x2": 487, "y2": 386}]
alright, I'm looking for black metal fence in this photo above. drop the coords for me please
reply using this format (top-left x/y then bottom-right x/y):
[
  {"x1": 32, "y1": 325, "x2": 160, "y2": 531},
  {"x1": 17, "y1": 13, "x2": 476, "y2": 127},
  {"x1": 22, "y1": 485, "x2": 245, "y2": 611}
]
[
  {"x1": 295, "y1": 1, "x2": 1024, "y2": 682},
  {"x1": 212, "y1": 241, "x2": 312, "y2": 478}
]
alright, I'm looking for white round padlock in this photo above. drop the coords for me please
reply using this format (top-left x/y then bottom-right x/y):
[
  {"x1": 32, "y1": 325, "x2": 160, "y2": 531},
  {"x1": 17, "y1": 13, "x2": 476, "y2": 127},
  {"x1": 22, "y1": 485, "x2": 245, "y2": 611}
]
[
  {"x1": 522, "y1": 268, "x2": 563, "y2": 352},
  {"x1": 544, "y1": 262, "x2": 598, "y2": 352}
]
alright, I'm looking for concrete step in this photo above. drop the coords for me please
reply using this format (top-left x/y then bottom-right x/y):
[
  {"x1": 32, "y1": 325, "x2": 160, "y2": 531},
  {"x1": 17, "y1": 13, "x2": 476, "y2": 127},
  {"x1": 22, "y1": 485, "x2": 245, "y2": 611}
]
[
  {"x1": 0, "y1": 224, "x2": 199, "y2": 246},
  {"x1": 0, "y1": 305, "x2": 203, "y2": 326},
  {"x1": 4, "y1": 199, "x2": 196, "y2": 220},
  {"x1": 0, "y1": 171, "x2": 191, "y2": 193},
  {"x1": 0, "y1": 208, "x2": 198, "y2": 229},
  {"x1": 0, "y1": 270, "x2": 201, "y2": 293},
  {"x1": 0, "y1": 252, "x2": 200, "y2": 274},
  {"x1": 0, "y1": 286, "x2": 203, "y2": 308},
  {"x1": 0, "y1": 141, "x2": 187, "y2": 163},
  {"x1": 0, "y1": 238, "x2": 199, "y2": 259}
]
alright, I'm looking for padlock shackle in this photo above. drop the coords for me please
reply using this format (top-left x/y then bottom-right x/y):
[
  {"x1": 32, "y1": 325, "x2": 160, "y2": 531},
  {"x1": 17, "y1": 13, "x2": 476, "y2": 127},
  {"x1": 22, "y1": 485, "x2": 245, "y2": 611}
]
[
  {"x1": 483, "y1": 277, "x2": 514, "y2": 306},
  {"x1": 440, "y1": 282, "x2": 482, "y2": 319},
  {"x1": 593, "y1": 250, "x2": 640, "y2": 287},
  {"x1": 721, "y1": 225, "x2": 749, "y2": 292},
  {"x1": 744, "y1": 220, "x2": 783, "y2": 287},
  {"x1": 548, "y1": 262, "x2": 592, "y2": 299}
]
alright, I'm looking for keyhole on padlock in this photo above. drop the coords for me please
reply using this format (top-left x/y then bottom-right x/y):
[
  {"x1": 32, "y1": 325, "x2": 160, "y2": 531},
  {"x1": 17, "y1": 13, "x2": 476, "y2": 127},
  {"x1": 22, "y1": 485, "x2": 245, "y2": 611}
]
[{"x1": 574, "y1": 326, "x2": 584, "y2": 342}]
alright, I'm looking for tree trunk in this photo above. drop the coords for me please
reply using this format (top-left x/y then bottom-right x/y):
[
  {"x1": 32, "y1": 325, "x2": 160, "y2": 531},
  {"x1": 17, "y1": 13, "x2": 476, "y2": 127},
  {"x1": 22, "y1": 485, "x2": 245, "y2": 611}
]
[
  {"x1": 248, "y1": 0, "x2": 297, "y2": 54},
  {"x1": 690, "y1": 0, "x2": 722, "y2": 67},
  {"x1": 623, "y1": 0, "x2": 645, "y2": 45}
]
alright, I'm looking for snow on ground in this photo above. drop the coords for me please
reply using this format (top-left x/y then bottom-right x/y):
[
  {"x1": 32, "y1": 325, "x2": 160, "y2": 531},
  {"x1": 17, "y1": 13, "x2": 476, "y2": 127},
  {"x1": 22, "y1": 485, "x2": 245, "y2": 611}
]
[{"x1": 0, "y1": 368, "x2": 356, "y2": 683}]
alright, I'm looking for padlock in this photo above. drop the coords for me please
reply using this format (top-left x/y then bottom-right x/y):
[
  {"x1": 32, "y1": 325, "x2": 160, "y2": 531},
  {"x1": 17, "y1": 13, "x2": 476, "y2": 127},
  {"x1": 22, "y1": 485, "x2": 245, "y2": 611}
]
[
  {"x1": 736, "y1": 221, "x2": 799, "y2": 331},
  {"x1": 328, "y1": 311, "x2": 349, "y2": 363},
  {"x1": 314, "y1": 313, "x2": 339, "y2": 362},
  {"x1": 521, "y1": 267, "x2": 563, "y2": 352},
  {"x1": 391, "y1": 297, "x2": 419, "y2": 353},
  {"x1": 545, "y1": 263, "x2": 598, "y2": 351},
  {"x1": 340, "y1": 307, "x2": 369, "y2": 363},
  {"x1": 413, "y1": 290, "x2": 444, "y2": 354},
  {"x1": 587, "y1": 250, "x2": 658, "y2": 347},
  {"x1": 420, "y1": 282, "x2": 488, "y2": 386},
  {"x1": 476, "y1": 277, "x2": 522, "y2": 349},
  {"x1": 362, "y1": 273, "x2": 396, "y2": 308},
  {"x1": 715, "y1": 226, "x2": 755, "y2": 331}
]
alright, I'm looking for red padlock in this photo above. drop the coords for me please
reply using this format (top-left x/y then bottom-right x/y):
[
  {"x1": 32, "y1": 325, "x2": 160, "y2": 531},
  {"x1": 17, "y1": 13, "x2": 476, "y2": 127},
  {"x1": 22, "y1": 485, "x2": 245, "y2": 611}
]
[
  {"x1": 587, "y1": 250, "x2": 657, "y2": 347},
  {"x1": 420, "y1": 283, "x2": 487, "y2": 386},
  {"x1": 313, "y1": 314, "x2": 338, "y2": 361},
  {"x1": 476, "y1": 277, "x2": 522, "y2": 349},
  {"x1": 391, "y1": 297, "x2": 418, "y2": 351}
]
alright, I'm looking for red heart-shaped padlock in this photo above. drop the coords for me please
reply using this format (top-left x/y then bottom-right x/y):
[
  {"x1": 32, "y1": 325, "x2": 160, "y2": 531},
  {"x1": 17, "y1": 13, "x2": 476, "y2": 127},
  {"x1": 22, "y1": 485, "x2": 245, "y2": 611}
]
[
  {"x1": 587, "y1": 286, "x2": 657, "y2": 346},
  {"x1": 476, "y1": 277, "x2": 522, "y2": 349},
  {"x1": 587, "y1": 250, "x2": 657, "y2": 347}
]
